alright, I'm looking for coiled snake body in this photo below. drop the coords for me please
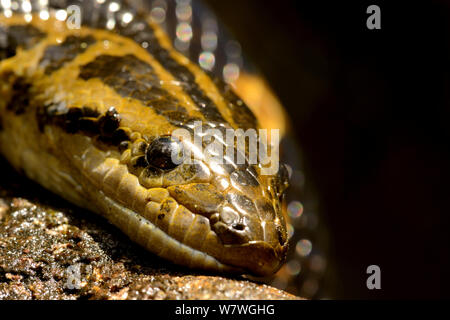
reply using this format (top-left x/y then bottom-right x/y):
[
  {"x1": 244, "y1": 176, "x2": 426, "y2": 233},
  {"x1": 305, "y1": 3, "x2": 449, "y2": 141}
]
[{"x1": 0, "y1": 1, "x2": 288, "y2": 276}]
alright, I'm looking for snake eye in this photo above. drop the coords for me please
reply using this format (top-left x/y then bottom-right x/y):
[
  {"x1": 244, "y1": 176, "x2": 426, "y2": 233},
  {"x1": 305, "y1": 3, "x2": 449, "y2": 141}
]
[{"x1": 146, "y1": 136, "x2": 184, "y2": 170}]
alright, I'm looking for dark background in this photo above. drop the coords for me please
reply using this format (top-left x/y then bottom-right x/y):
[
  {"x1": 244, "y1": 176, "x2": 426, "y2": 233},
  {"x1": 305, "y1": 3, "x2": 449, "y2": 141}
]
[{"x1": 205, "y1": 0, "x2": 450, "y2": 299}]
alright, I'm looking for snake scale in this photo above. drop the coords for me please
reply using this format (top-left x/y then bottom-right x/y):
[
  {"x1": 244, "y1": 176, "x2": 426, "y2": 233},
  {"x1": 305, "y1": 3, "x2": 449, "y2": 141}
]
[{"x1": 0, "y1": 0, "x2": 289, "y2": 276}]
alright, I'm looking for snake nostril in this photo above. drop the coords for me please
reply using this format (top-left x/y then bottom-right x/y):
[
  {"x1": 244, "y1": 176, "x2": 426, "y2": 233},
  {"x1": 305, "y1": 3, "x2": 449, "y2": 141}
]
[
  {"x1": 213, "y1": 221, "x2": 250, "y2": 244},
  {"x1": 232, "y1": 223, "x2": 245, "y2": 231}
]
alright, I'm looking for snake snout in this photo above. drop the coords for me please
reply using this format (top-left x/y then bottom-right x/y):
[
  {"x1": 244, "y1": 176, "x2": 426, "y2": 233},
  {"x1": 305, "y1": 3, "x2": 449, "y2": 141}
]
[
  {"x1": 167, "y1": 182, "x2": 256, "y2": 243},
  {"x1": 209, "y1": 205, "x2": 288, "y2": 275},
  {"x1": 166, "y1": 180, "x2": 288, "y2": 275}
]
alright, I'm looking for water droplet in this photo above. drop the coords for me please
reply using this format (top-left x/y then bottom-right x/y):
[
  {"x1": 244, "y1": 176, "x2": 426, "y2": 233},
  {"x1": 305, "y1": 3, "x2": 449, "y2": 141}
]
[
  {"x1": 201, "y1": 32, "x2": 218, "y2": 51},
  {"x1": 55, "y1": 9, "x2": 67, "y2": 21},
  {"x1": 106, "y1": 18, "x2": 115, "y2": 30},
  {"x1": 296, "y1": 239, "x2": 312, "y2": 257},
  {"x1": 1, "y1": 0, "x2": 12, "y2": 9},
  {"x1": 199, "y1": 51, "x2": 215, "y2": 71},
  {"x1": 21, "y1": 1, "x2": 32, "y2": 13},
  {"x1": 122, "y1": 12, "x2": 133, "y2": 24},
  {"x1": 176, "y1": 22, "x2": 193, "y2": 42},
  {"x1": 287, "y1": 223, "x2": 294, "y2": 239},
  {"x1": 176, "y1": 3, "x2": 192, "y2": 21},
  {"x1": 150, "y1": 7, "x2": 166, "y2": 24},
  {"x1": 174, "y1": 38, "x2": 190, "y2": 52},
  {"x1": 108, "y1": 2, "x2": 120, "y2": 13},
  {"x1": 39, "y1": 10, "x2": 49, "y2": 21},
  {"x1": 287, "y1": 201, "x2": 303, "y2": 219},
  {"x1": 223, "y1": 63, "x2": 240, "y2": 83},
  {"x1": 24, "y1": 13, "x2": 32, "y2": 22}
]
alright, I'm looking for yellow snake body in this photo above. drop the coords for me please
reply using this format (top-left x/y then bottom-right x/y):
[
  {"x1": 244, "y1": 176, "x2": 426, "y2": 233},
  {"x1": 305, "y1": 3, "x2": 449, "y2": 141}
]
[{"x1": 0, "y1": 11, "x2": 288, "y2": 276}]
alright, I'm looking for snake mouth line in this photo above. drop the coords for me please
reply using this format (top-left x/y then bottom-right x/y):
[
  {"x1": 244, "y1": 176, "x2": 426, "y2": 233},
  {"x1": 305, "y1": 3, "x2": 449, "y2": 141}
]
[{"x1": 101, "y1": 191, "x2": 247, "y2": 274}]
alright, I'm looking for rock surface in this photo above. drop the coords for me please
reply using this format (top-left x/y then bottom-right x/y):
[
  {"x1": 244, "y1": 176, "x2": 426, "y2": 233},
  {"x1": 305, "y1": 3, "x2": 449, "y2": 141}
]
[{"x1": 0, "y1": 158, "x2": 298, "y2": 300}]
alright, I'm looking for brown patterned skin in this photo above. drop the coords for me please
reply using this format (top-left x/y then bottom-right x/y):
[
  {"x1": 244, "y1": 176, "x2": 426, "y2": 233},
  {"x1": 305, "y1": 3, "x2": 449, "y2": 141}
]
[{"x1": 0, "y1": 12, "x2": 288, "y2": 276}]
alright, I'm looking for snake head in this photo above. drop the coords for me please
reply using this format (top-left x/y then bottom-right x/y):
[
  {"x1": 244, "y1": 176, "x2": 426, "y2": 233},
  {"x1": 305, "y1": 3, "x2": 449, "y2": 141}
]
[
  {"x1": 134, "y1": 123, "x2": 290, "y2": 276},
  {"x1": 44, "y1": 103, "x2": 289, "y2": 276},
  {"x1": 45, "y1": 85, "x2": 289, "y2": 277}
]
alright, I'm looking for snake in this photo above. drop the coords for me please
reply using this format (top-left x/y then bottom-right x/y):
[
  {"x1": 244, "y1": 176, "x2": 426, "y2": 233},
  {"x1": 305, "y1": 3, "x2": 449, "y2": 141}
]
[{"x1": 0, "y1": 0, "x2": 289, "y2": 276}]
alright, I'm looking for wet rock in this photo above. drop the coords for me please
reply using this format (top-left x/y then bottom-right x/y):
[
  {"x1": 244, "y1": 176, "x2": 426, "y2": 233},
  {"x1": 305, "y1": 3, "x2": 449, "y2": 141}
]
[{"x1": 0, "y1": 159, "x2": 298, "y2": 300}]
